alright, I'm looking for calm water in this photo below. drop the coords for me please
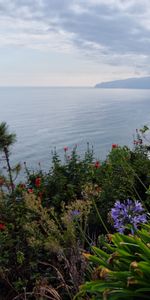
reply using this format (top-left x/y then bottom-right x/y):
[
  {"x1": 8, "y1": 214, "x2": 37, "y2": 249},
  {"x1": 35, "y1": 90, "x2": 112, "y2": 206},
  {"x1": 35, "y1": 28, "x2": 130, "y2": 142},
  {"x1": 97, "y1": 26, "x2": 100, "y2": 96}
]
[{"x1": 0, "y1": 87, "x2": 150, "y2": 171}]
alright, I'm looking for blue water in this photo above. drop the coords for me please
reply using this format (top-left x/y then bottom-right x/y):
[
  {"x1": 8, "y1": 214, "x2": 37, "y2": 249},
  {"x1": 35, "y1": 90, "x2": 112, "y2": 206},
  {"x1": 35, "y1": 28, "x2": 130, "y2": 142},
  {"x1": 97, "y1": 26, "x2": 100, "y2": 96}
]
[{"x1": 0, "y1": 87, "x2": 150, "y2": 171}]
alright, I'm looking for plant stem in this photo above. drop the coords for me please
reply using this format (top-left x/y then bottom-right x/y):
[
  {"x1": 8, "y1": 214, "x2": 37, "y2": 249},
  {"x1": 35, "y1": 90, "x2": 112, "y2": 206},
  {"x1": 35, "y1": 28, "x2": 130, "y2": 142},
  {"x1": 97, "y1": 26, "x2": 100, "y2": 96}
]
[
  {"x1": 3, "y1": 146, "x2": 14, "y2": 194},
  {"x1": 92, "y1": 197, "x2": 109, "y2": 234}
]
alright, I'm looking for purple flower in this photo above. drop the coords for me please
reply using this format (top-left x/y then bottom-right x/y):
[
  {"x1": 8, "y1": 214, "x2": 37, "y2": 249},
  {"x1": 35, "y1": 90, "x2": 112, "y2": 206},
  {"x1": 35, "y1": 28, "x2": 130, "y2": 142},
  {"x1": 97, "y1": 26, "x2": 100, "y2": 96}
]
[
  {"x1": 71, "y1": 210, "x2": 80, "y2": 217},
  {"x1": 111, "y1": 199, "x2": 147, "y2": 233}
]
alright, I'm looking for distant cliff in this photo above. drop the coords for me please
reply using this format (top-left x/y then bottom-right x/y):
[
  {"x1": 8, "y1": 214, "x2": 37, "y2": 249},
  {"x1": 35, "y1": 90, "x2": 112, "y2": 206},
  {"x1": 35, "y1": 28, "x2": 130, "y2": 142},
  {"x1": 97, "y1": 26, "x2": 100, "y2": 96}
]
[{"x1": 95, "y1": 76, "x2": 150, "y2": 89}]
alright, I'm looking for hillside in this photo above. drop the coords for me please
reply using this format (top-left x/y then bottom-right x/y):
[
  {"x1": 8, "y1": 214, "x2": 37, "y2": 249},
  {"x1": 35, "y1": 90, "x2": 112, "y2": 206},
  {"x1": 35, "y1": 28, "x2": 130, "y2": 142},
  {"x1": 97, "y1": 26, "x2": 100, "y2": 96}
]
[{"x1": 95, "y1": 76, "x2": 150, "y2": 89}]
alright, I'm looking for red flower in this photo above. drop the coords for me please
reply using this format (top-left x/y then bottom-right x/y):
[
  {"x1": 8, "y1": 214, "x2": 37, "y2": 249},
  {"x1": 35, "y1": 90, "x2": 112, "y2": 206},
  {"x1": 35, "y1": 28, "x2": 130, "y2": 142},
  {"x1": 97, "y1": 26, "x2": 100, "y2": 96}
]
[
  {"x1": 0, "y1": 178, "x2": 4, "y2": 186},
  {"x1": 38, "y1": 192, "x2": 43, "y2": 200},
  {"x1": 35, "y1": 177, "x2": 41, "y2": 188},
  {"x1": 64, "y1": 146, "x2": 68, "y2": 152},
  {"x1": 95, "y1": 161, "x2": 100, "y2": 168},
  {"x1": 28, "y1": 188, "x2": 33, "y2": 193},
  {"x1": 19, "y1": 183, "x2": 26, "y2": 189},
  {"x1": 112, "y1": 144, "x2": 118, "y2": 149},
  {"x1": 0, "y1": 223, "x2": 5, "y2": 231}
]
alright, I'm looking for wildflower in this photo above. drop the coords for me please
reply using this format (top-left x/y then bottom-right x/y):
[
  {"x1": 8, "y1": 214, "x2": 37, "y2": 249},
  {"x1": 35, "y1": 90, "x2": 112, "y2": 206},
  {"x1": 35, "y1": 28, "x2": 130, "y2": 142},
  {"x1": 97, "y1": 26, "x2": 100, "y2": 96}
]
[
  {"x1": 82, "y1": 252, "x2": 91, "y2": 259},
  {"x1": 127, "y1": 277, "x2": 138, "y2": 286},
  {"x1": 19, "y1": 183, "x2": 26, "y2": 189},
  {"x1": 71, "y1": 210, "x2": 80, "y2": 216},
  {"x1": 111, "y1": 199, "x2": 147, "y2": 233},
  {"x1": 100, "y1": 267, "x2": 111, "y2": 279},
  {"x1": 94, "y1": 161, "x2": 100, "y2": 168},
  {"x1": 28, "y1": 188, "x2": 33, "y2": 193},
  {"x1": 35, "y1": 177, "x2": 41, "y2": 188},
  {"x1": 130, "y1": 261, "x2": 138, "y2": 269},
  {"x1": 134, "y1": 139, "x2": 142, "y2": 145},
  {"x1": 0, "y1": 223, "x2": 5, "y2": 231},
  {"x1": 0, "y1": 177, "x2": 4, "y2": 186},
  {"x1": 38, "y1": 192, "x2": 43, "y2": 200},
  {"x1": 112, "y1": 144, "x2": 118, "y2": 149},
  {"x1": 64, "y1": 146, "x2": 68, "y2": 152},
  {"x1": 10, "y1": 183, "x2": 15, "y2": 189}
]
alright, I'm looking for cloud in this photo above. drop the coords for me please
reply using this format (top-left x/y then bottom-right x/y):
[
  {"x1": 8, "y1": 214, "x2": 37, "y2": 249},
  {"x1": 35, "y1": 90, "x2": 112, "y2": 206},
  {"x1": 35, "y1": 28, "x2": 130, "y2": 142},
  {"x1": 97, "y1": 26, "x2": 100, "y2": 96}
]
[{"x1": 0, "y1": 0, "x2": 150, "y2": 76}]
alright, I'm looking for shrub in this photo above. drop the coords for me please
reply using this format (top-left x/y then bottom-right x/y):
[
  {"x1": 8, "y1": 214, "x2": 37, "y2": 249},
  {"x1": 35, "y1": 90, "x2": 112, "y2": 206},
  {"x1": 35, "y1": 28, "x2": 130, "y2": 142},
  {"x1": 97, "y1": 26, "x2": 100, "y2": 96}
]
[
  {"x1": 1, "y1": 122, "x2": 150, "y2": 299},
  {"x1": 0, "y1": 191, "x2": 91, "y2": 299}
]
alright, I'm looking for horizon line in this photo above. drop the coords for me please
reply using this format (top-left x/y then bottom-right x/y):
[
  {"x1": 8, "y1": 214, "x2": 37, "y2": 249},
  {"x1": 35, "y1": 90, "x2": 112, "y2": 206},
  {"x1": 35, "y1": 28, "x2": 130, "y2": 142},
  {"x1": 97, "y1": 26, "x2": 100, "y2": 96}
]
[{"x1": 0, "y1": 85, "x2": 93, "y2": 88}]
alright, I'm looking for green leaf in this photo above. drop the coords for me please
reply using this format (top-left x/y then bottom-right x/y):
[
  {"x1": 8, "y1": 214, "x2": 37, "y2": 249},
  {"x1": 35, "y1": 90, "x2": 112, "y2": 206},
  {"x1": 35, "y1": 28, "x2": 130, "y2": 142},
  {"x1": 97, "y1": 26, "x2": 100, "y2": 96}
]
[{"x1": 92, "y1": 246, "x2": 110, "y2": 259}]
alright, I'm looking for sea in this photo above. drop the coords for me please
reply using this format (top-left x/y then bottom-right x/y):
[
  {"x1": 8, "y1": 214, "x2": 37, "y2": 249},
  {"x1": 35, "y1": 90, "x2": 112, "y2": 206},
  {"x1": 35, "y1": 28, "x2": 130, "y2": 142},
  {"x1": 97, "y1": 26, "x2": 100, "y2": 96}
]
[{"x1": 0, "y1": 87, "x2": 150, "y2": 174}]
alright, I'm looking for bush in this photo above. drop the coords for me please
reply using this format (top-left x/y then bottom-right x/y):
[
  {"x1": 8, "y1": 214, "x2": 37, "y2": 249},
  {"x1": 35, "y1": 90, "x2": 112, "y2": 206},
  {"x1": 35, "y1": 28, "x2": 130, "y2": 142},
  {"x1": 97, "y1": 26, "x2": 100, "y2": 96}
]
[
  {"x1": 1, "y1": 123, "x2": 150, "y2": 299},
  {"x1": 0, "y1": 193, "x2": 91, "y2": 299}
]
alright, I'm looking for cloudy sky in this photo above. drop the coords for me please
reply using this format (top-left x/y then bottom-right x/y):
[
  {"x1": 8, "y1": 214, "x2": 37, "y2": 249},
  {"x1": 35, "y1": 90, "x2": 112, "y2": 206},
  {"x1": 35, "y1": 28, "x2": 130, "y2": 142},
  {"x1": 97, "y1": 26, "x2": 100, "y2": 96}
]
[{"x1": 0, "y1": 0, "x2": 150, "y2": 86}]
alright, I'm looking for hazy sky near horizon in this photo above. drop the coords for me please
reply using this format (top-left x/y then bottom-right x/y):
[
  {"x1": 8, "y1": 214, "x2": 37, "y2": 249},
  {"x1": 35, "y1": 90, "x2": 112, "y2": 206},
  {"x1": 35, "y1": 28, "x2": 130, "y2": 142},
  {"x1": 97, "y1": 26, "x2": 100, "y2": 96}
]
[{"x1": 0, "y1": 0, "x2": 150, "y2": 86}]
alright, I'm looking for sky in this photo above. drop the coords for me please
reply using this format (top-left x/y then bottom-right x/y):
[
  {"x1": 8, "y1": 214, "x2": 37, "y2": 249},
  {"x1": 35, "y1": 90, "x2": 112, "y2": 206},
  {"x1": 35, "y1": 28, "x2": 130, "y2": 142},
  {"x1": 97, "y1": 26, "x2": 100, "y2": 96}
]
[{"x1": 0, "y1": 0, "x2": 150, "y2": 86}]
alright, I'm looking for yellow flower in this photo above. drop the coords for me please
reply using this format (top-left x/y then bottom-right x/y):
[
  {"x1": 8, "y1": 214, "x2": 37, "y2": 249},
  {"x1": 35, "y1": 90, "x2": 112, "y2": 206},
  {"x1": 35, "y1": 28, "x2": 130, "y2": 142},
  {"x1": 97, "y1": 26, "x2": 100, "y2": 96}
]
[
  {"x1": 82, "y1": 252, "x2": 91, "y2": 259},
  {"x1": 130, "y1": 261, "x2": 138, "y2": 269}
]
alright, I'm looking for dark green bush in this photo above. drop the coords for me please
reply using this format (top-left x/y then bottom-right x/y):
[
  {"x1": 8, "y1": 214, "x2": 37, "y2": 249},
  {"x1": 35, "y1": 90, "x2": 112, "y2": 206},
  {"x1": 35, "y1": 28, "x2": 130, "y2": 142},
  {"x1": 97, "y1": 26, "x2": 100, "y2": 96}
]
[{"x1": 0, "y1": 123, "x2": 150, "y2": 299}]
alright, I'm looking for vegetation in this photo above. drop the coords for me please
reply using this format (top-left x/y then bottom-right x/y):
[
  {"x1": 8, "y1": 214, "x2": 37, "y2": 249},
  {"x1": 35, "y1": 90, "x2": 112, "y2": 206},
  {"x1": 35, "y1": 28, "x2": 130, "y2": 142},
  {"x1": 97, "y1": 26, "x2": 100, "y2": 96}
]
[
  {"x1": 76, "y1": 224, "x2": 150, "y2": 299},
  {"x1": 0, "y1": 122, "x2": 150, "y2": 299}
]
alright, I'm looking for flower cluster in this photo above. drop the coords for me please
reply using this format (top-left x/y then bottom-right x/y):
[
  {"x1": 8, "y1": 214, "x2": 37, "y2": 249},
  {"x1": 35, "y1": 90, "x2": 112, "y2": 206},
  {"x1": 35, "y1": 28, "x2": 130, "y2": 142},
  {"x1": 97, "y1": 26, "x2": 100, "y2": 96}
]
[{"x1": 111, "y1": 199, "x2": 147, "y2": 233}]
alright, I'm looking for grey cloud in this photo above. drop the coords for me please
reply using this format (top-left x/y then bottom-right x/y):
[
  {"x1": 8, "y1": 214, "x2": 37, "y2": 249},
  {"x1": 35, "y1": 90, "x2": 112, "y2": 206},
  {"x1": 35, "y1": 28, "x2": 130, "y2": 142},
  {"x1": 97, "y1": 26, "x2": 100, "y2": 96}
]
[
  {"x1": 57, "y1": 6, "x2": 150, "y2": 63},
  {"x1": 0, "y1": 0, "x2": 150, "y2": 72}
]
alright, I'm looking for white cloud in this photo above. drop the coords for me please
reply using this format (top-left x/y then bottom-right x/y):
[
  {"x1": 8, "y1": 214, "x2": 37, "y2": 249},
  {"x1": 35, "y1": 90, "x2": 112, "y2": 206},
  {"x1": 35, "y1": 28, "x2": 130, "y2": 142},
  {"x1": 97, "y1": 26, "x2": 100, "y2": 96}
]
[{"x1": 0, "y1": 0, "x2": 150, "y2": 83}]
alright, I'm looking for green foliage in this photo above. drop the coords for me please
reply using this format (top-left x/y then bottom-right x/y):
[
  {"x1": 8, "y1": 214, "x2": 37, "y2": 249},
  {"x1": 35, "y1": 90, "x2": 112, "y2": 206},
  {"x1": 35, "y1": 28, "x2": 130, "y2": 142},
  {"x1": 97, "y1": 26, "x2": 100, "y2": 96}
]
[
  {"x1": 96, "y1": 145, "x2": 150, "y2": 224},
  {"x1": 0, "y1": 193, "x2": 61, "y2": 297},
  {"x1": 0, "y1": 123, "x2": 150, "y2": 299},
  {"x1": 20, "y1": 129, "x2": 150, "y2": 236},
  {"x1": 23, "y1": 146, "x2": 93, "y2": 207},
  {"x1": 0, "y1": 122, "x2": 19, "y2": 194},
  {"x1": 0, "y1": 192, "x2": 90, "y2": 299},
  {"x1": 76, "y1": 223, "x2": 150, "y2": 300},
  {"x1": 0, "y1": 121, "x2": 16, "y2": 149}
]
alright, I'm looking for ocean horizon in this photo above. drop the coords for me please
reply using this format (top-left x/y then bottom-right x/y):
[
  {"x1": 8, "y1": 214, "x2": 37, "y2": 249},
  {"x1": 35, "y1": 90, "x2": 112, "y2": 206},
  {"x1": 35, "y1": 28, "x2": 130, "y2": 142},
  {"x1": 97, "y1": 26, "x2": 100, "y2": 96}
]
[{"x1": 0, "y1": 87, "x2": 150, "y2": 173}]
